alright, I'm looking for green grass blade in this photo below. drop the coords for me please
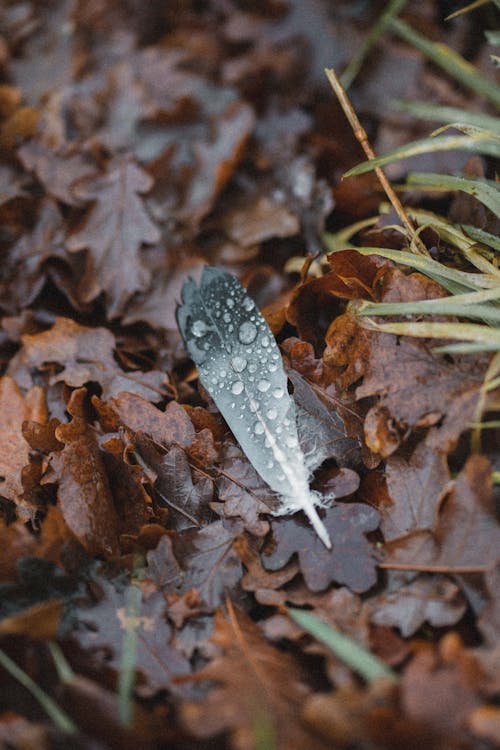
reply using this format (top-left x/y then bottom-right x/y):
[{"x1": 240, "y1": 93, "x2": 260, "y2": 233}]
[
  {"x1": 462, "y1": 224, "x2": 500, "y2": 252},
  {"x1": 446, "y1": 0, "x2": 491, "y2": 20},
  {"x1": 359, "y1": 318, "x2": 500, "y2": 347},
  {"x1": 389, "y1": 17, "x2": 500, "y2": 107},
  {"x1": 117, "y1": 584, "x2": 141, "y2": 726},
  {"x1": 341, "y1": 0, "x2": 409, "y2": 88},
  {"x1": 0, "y1": 648, "x2": 77, "y2": 734},
  {"x1": 288, "y1": 608, "x2": 397, "y2": 683},
  {"x1": 392, "y1": 101, "x2": 500, "y2": 133},
  {"x1": 344, "y1": 133, "x2": 500, "y2": 177},
  {"x1": 406, "y1": 172, "x2": 500, "y2": 217},
  {"x1": 486, "y1": 30, "x2": 500, "y2": 45},
  {"x1": 433, "y1": 342, "x2": 500, "y2": 353}
]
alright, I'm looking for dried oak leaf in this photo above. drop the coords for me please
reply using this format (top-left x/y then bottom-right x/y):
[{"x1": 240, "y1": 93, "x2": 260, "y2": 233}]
[
  {"x1": 383, "y1": 454, "x2": 500, "y2": 572},
  {"x1": 107, "y1": 394, "x2": 194, "y2": 448},
  {"x1": 171, "y1": 520, "x2": 244, "y2": 610},
  {"x1": 401, "y1": 633, "x2": 483, "y2": 743},
  {"x1": 18, "y1": 140, "x2": 97, "y2": 206},
  {"x1": 7, "y1": 317, "x2": 165, "y2": 401},
  {"x1": 180, "y1": 606, "x2": 331, "y2": 750},
  {"x1": 1, "y1": 199, "x2": 70, "y2": 314},
  {"x1": 67, "y1": 155, "x2": 160, "y2": 317},
  {"x1": 324, "y1": 269, "x2": 486, "y2": 456},
  {"x1": 74, "y1": 577, "x2": 191, "y2": 697},
  {"x1": 49, "y1": 388, "x2": 120, "y2": 557},
  {"x1": 369, "y1": 574, "x2": 466, "y2": 638},
  {"x1": 134, "y1": 439, "x2": 213, "y2": 531},
  {"x1": 264, "y1": 503, "x2": 379, "y2": 593},
  {"x1": 0, "y1": 376, "x2": 46, "y2": 509},
  {"x1": 215, "y1": 441, "x2": 273, "y2": 537}
]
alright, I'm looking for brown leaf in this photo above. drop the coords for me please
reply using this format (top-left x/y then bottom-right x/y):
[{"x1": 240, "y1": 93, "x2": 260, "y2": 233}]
[
  {"x1": 264, "y1": 503, "x2": 380, "y2": 593},
  {"x1": 18, "y1": 140, "x2": 97, "y2": 206},
  {"x1": 181, "y1": 606, "x2": 331, "y2": 750},
  {"x1": 171, "y1": 520, "x2": 243, "y2": 609},
  {"x1": 0, "y1": 599, "x2": 61, "y2": 639},
  {"x1": 108, "y1": 394, "x2": 194, "y2": 448},
  {"x1": 74, "y1": 577, "x2": 191, "y2": 696},
  {"x1": 50, "y1": 388, "x2": 119, "y2": 557},
  {"x1": 369, "y1": 574, "x2": 466, "y2": 637},
  {"x1": 67, "y1": 155, "x2": 160, "y2": 317},
  {"x1": 383, "y1": 455, "x2": 500, "y2": 572},
  {"x1": 0, "y1": 521, "x2": 36, "y2": 582},
  {"x1": 324, "y1": 270, "x2": 486, "y2": 455},
  {"x1": 0, "y1": 376, "x2": 47, "y2": 508},
  {"x1": 8, "y1": 317, "x2": 166, "y2": 400}
]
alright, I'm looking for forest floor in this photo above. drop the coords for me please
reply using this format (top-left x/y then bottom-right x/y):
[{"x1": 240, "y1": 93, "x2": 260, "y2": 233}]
[{"x1": 0, "y1": 1, "x2": 499, "y2": 749}]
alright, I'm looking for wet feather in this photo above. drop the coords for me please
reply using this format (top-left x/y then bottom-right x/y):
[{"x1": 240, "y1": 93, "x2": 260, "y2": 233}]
[{"x1": 176, "y1": 266, "x2": 331, "y2": 547}]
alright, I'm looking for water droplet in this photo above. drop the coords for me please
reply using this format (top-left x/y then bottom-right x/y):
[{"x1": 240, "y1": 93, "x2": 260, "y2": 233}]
[
  {"x1": 269, "y1": 363, "x2": 278, "y2": 372},
  {"x1": 220, "y1": 369, "x2": 227, "y2": 378},
  {"x1": 254, "y1": 422, "x2": 265, "y2": 435},
  {"x1": 223, "y1": 312, "x2": 231, "y2": 323},
  {"x1": 248, "y1": 363, "x2": 257, "y2": 373},
  {"x1": 276, "y1": 425, "x2": 282, "y2": 434},
  {"x1": 226, "y1": 298, "x2": 235, "y2": 308},
  {"x1": 257, "y1": 379, "x2": 270, "y2": 392},
  {"x1": 284, "y1": 418, "x2": 290, "y2": 426},
  {"x1": 249, "y1": 399, "x2": 259, "y2": 413},
  {"x1": 231, "y1": 356, "x2": 247, "y2": 372},
  {"x1": 272, "y1": 387, "x2": 284, "y2": 399},
  {"x1": 192, "y1": 319, "x2": 208, "y2": 337},
  {"x1": 267, "y1": 407, "x2": 278, "y2": 420},
  {"x1": 261, "y1": 336, "x2": 269, "y2": 348},
  {"x1": 286, "y1": 435, "x2": 298, "y2": 448},
  {"x1": 228, "y1": 324, "x2": 234, "y2": 333},
  {"x1": 238, "y1": 321, "x2": 257, "y2": 344},
  {"x1": 243, "y1": 296, "x2": 254, "y2": 312},
  {"x1": 231, "y1": 381, "x2": 244, "y2": 395},
  {"x1": 266, "y1": 459, "x2": 274, "y2": 469}
]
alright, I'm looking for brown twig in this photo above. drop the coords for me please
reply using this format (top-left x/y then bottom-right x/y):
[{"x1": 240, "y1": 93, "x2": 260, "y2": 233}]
[{"x1": 325, "y1": 67, "x2": 429, "y2": 257}]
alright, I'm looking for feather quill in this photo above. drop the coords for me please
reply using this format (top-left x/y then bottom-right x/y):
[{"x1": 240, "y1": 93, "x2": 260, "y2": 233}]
[{"x1": 176, "y1": 266, "x2": 331, "y2": 548}]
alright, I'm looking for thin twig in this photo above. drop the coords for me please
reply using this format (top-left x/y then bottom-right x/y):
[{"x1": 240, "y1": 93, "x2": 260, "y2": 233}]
[{"x1": 324, "y1": 67, "x2": 430, "y2": 257}]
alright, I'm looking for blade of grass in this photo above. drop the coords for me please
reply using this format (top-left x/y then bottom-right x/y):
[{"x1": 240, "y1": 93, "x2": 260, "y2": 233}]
[
  {"x1": 353, "y1": 298, "x2": 500, "y2": 323},
  {"x1": 446, "y1": 0, "x2": 492, "y2": 20},
  {"x1": 392, "y1": 101, "x2": 500, "y2": 133},
  {"x1": 117, "y1": 584, "x2": 142, "y2": 726},
  {"x1": 389, "y1": 17, "x2": 500, "y2": 107},
  {"x1": 341, "y1": 0, "x2": 409, "y2": 88},
  {"x1": 462, "y1": 224, "x2": 500, "y2": 252},
  {"x1": 344, "y1": 133, "x2": 500, "y2": 177},
  {"x1": 358, "y1": 317, "x2": 500, "y2": 347},
  {"x1": 0, "y1": 648, "x2": 77, "y2": 734},
  {"x1": 324, "y1": 67, "x2": 429, "y2": 256},
  {"x1": 407, "y1": 172, "x2": 500, "y2": 217},
  {"x1": 288, "y1": 608, "x2": 397, "y2": 683}
]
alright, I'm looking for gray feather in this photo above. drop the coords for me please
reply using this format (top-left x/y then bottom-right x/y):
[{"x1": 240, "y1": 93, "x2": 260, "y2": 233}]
[{"x1": 176, "y1": 266, "x2": 331, "y2": 547}]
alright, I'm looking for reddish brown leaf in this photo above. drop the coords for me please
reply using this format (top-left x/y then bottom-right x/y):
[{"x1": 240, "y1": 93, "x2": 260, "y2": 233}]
[
  {"x1": 0, "y1": 376, "x2": 46, "y2": 508},
  {"x1": 264, "y1": 503, "x2": 380, "y2": 593},
  {"x1": 49, "y1": 388, "x2": 119, "y2": 557},
  {"x1": 383, "y1": 455, "x2": 500, "y2": 572},
  {"x1": 67, "y1": 155, "x2": 160, "y2": 317},
  {"x1": 8, "y1": 317, "x2": 165, "y2": 400},
  {"x1": 181, "y1": 606, "x2": 331, "y2": 750},
  {"x1": 108, "y1": 394, "x2": 194, "y2": 448}
]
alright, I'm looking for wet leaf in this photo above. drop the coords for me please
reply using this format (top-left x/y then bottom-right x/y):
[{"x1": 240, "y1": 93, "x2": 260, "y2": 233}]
[{"x1": 264, "y1": 503, "x2": 380, "y2": 593}]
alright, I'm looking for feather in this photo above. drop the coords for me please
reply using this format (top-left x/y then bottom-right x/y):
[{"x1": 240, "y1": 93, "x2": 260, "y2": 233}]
[{"x1": 176, "y1": 266, "x2": 332, "y2": 548}]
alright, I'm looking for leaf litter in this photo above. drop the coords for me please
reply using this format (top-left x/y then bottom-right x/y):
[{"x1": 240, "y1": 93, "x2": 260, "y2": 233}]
[{"x1": 0, "y1": 2, "x2": 499, "y2": 749}]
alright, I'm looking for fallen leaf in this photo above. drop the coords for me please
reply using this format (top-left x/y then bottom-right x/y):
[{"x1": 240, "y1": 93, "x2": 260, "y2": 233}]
[
  {"x1": 264, "y1": 503, "x2": 380, "y2": 593},
  {"x1": 108, "y1": 394, "x2": 194, "y2": 448},
  {"x1": 369, "y1": 574, "x2": 466, "y2": 637},
  {"x1": 0, "y1": 376, "x2": 46, "y2": 510},
  {"x1": 67, "y1": 155, "x2": 160, "y2": 317},
  {"x1": 18, "y1": 141, "x2": 97, "y2": 206},
  {"x1": 180, "y1": 605, "x2": 331, "y2": 750},
  {"x1": 8, "y1": 317, "x2": 166, "y2": 400},
  {"x1": 74, "y1": 577, "x2": 191, "y2": 696},
  {"x1": 49, "y1": 388, "x2": 120, "y2": 557}
]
